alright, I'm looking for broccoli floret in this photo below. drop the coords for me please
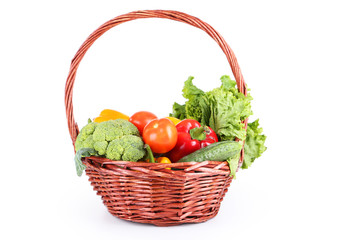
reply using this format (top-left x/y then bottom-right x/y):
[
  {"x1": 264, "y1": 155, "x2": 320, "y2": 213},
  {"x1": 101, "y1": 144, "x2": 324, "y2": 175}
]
[
  {"x1": 113, "y1": 119, "x2": 139, "y2": 136},
  {"x1": 106, "y1": 135, "x2": 145, "y2": 161},
  {"x1": 118, "y1": 135, "x2": 145, "y2": 161},
  {"x1": 75, "y1": 121, "x2": 97, "y2": 151},
  {"x1": 105, "y1": 139, "x2": 124, "y2": 160},
  {"x1": 81, "y1": 135, "x2": 95, "y2": 149},
  {"x1": 75, "y1": 119, "x2": 145, "y2": 163},
  {"x1": 92, "y1": 120, "x2": 123, "y2": 142},
  {"x1": 92, "y1": 119, "x2": 140, "y2": 143},
  {"x1": 93, "y1": 141, "x2": 108, "y2": 155}
]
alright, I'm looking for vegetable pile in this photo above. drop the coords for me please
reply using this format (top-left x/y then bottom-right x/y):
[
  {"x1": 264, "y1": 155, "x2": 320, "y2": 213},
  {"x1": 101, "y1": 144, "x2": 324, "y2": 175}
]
[{"x1": 74, "y1": 75, "x2": 266, "y2": 178}]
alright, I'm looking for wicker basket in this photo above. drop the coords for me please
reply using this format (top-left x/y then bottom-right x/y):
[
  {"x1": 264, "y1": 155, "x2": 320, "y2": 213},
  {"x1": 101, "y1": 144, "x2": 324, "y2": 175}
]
[{"x1": 65, "y1": 10, "x2": 247, "y2": 226}]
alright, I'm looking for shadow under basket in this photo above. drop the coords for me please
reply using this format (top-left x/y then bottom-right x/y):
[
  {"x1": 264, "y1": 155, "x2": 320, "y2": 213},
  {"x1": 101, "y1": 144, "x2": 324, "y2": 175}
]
[
  {"x1": 83, "y1": 156, "x2": 234, "y2": 226},
  {"x1": 65, "y1": 10, "x2": 248, "y2": 226}
]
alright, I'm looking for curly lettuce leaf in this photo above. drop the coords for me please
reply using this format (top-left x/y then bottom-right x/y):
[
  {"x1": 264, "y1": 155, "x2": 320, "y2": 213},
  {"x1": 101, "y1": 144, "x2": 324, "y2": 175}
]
[
  {"x1": 207, "y1": 88, "x2": 246, "y2": 141},
  {"x1": 220, "y1": 75, "x2": 237, "y2": 90},
  {"x1": 181, "y1": 76, "x2": 211, "y2": 125},
  {"x1": 170, "y1": 102, "x2": 186, "y2": 120},
  {"x1": 242, "y1": 119, "x2": 267, "y2": 169},
  {"x1": 198, "y1": 96, "x2": 211, "y2": 126},
  {"x1": 170, "y1": 76, "x2": 204, "y2": 120},
  {"x1": 227, "y1": 151, "x2": 241, "y2": 178},
  {"x1": 182, "y1": 76, "x2": 204, "y2": 98},
  {"x1": 220, "y1": 75, "x2": 253, "y2": 120},
  {"x1": 206, "y1": 76, "x2": 253, "y2": 141}
]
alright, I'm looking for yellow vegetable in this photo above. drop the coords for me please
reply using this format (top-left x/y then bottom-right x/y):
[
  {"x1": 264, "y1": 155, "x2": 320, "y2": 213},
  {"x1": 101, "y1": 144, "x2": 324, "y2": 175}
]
[
  {"x1": 155, "y1": 157, "x2": 172, "y2": 170},
  {"x1": 94, "y1": 109, "x2": 129, "y2": 123},
  {"x1": 165, "y1": 117, "x2": 181, "y2": 125},
  {"x1": 93, "y1": 116, "x2": 108, "y2": 123},
  {"x1": 144, "y1": 157, "x2": 172, "y2": 170}
]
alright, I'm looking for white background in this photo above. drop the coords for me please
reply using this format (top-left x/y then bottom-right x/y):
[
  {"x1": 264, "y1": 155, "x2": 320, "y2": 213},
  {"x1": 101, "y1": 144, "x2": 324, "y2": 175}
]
[{"x1": 1, "y1": 0, "x2": 359, "y2": 239}]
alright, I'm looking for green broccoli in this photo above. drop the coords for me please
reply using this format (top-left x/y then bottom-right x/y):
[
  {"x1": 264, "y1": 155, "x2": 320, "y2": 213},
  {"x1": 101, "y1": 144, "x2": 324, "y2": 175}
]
[
  {"x1": 74, "y1": 121, "x2": 97, "y2": 151},
  {"x1": 74, "y1": 119, "x2": 146, "y2": 176},
  {"x1": 106, "y1": 135, "x2": 145, "y2": 161}
]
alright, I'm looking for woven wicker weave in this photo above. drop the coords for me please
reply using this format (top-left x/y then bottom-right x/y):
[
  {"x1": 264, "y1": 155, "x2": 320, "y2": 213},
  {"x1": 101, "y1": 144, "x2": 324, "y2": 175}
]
[{"x1": 65, "y1": 10, "x2": 247, "y2": 226}]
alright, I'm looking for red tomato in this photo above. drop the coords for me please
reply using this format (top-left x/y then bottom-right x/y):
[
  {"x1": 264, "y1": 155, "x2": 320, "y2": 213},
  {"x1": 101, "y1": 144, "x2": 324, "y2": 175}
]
[
  {"x1": 129, "y1": 111, "x2": 157, "y2": 135},
  {"x1": 143, "y1": 118, "x2": 178, "y2": 153}
]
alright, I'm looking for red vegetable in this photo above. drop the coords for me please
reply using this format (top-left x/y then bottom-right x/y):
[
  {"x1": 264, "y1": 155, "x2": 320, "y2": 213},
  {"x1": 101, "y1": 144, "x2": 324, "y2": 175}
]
[
  {"x1": 129, "y1": 111, "x2": 157, "y2": 135},
  {"x1": 143, "y1": 118, "x2": 178, "y2": 153},
  {"x1": 168, "y1": 119, "x2": 218, "y2": 162}
]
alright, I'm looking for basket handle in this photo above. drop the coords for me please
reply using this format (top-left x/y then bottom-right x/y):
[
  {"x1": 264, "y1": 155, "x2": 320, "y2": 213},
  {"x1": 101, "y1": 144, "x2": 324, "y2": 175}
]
[{"x1": 65, "y1": 10, "x2": 247, "y2": 147}]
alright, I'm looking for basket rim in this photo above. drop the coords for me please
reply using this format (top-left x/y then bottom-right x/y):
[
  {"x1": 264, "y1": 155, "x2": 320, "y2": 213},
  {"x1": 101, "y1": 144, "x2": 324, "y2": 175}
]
[
  {"x1": 85, "y1": 155, "x2": 230, "y2": 167},
  {"x1": 83, "y1": 155, "x2": 236, "y2": 180}
]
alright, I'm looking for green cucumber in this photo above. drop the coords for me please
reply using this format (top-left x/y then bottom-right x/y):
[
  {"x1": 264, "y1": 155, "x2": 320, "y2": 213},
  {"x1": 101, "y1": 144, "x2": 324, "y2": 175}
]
[{"x1": 178, "y1": 141, "x2": 242, "y2": 162}]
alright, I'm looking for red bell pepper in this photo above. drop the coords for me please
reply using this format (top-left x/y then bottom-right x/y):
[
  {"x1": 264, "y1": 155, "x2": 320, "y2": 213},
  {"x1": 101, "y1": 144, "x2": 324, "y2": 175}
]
[{"x1": 168, "y1": 119, "x2": 218, "y2": 162}]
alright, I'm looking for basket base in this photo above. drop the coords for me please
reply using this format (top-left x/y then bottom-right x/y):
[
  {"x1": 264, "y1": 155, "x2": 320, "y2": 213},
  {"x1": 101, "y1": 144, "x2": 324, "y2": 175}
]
[{"x1": 106, "y1": 199, "x2": 225, "y2": 226}]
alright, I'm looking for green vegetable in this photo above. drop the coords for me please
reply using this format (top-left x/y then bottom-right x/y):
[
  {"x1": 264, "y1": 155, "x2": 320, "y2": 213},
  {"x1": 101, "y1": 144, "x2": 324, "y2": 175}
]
[
  {"x1": 170, "y1": 77, "x2": 209, "y2": 125},
  {"x1": 182, "y1": 76, "x2": 209, "y2": 124},
  {"x1": 144, "y1": 144, "x2": 155, "y2": 163},
  {"x1": 178, "y1": 141, "x2": 242, "y2": 163},
  {"x1": 227, "y1": 151, "x2": 241, "y2": 178},
  {"x1": 170, "y1": 75, "x2": 252, "y2": 141},
  {"x1": 242, "y1": 119, "x2": 267, "y2": 169},
  {"x1": 169, "y1": 102, "x2": 186, "y2": 120},
  {"x1": 170, "y1": 75, "x2": 267, "y2": 173},
  {"x1": 74, "y1": 119, "x2": 146, "y2": 176},
  {"x1": 219, "y1": 75, "x2": 253, "y2": 120},
  {"x1": 74, "y1": 120, "x2": 97, "y2": 150},
  {"x1": 106, "y1": 135, "x2": 145, "y2": 161},
  {"x1": 207, "y1": 90, "x2": 243, "y2": 141}
]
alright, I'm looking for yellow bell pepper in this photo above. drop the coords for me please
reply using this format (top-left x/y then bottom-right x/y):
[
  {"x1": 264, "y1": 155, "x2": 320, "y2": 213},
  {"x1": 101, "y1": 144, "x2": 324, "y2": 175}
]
[
  {"x1": 94, "y1": 109, "x2": 129, "y2": 123},
  {"x1": 165, "y1": 117, "x2": 181, "y2": 125}
]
